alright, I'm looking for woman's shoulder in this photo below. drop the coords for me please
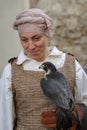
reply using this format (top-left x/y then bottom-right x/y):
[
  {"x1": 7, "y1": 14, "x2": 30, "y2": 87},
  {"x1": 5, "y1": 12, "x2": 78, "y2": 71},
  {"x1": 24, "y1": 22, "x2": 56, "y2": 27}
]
[
  {"x1": 1, "y1": 62, "x2": 12, "y2": 79},
  {"x1": 8, "y1": 57, "x2": 17, "y2": 64}
]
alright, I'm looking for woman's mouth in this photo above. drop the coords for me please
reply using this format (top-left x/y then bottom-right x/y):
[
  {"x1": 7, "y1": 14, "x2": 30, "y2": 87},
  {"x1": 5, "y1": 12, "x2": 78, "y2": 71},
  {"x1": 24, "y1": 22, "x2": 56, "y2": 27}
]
[{"x1": 27, "y1": 50, "x2": 39, "y2": 56}]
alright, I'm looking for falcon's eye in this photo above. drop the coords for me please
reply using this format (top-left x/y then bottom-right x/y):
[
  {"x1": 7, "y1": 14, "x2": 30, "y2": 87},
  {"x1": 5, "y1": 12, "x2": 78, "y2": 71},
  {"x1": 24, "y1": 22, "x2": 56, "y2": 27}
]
[{"x1": 44, "y1": 64, "x2": 48, "y2": 68}]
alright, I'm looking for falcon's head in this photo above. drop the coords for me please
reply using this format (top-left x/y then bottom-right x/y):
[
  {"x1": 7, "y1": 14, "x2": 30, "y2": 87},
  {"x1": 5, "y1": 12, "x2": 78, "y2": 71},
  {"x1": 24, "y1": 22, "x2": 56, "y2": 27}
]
[{"x1": 39, "y1": 62, "x2": 57, "y2": 75}]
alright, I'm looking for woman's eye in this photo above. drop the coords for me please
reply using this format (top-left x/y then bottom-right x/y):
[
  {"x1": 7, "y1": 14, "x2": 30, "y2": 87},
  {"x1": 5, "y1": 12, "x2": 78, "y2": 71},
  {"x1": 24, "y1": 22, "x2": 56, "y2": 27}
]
[
  {"x1": 34, "y1": 36, "x2": 41, "y2": 41},
  {"x1": 21, "y1": 39, "x2": 28, "y2": 43}
]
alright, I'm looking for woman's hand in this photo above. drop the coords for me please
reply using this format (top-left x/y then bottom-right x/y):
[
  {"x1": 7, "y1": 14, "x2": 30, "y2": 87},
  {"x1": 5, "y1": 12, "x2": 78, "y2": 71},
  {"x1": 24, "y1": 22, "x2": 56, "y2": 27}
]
[{"x1": 41, "y1": 104, "x2": 86, "y2": 129}]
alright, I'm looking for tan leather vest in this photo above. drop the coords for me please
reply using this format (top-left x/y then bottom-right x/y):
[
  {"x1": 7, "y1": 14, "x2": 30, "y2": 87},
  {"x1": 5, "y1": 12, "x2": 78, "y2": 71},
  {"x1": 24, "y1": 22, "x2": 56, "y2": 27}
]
[{"x1": 12, "y1": 54, "x2": 75, "y2": 130}]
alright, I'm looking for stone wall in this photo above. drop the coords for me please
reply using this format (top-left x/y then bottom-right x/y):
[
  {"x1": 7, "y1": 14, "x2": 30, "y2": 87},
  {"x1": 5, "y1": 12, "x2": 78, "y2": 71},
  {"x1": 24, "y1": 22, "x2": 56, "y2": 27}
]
[{"x1": 37, "y1": 0, "x2": 87, "y2": 68}]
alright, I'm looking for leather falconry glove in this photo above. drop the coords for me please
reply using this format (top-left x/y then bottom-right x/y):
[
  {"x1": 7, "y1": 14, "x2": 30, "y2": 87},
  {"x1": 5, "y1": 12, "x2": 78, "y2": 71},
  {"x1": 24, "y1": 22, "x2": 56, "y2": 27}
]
[
  {"x1": 41, "y1": 110, "x2": 57, "y2": 128},
  {"x1": 41, "y1": 104, "x2": 87, "y2": 130}
]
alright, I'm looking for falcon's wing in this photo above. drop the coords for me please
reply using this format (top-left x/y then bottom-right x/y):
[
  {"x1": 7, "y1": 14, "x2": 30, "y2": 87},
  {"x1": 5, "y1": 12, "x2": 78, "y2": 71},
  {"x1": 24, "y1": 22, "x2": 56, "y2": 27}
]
[
  {"x1": 55, "y1": 72, "x2": 75, "y2": 103},
  {"x1": 41, "y1": 77, "x2": 70, "y2": 110}
]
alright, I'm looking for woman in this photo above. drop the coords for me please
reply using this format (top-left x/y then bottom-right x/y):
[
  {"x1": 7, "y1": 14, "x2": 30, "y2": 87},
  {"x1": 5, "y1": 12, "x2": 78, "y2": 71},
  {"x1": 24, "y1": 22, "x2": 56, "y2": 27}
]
[{"x1": 0, "y1": 8, "x2": 87, "y2": 130}]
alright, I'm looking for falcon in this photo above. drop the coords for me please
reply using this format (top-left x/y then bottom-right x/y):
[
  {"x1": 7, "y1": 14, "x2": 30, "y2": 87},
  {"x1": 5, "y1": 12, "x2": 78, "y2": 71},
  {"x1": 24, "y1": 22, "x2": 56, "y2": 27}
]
[{"x1": 39, "y1": 61, "x2": 81, "y2": 130}]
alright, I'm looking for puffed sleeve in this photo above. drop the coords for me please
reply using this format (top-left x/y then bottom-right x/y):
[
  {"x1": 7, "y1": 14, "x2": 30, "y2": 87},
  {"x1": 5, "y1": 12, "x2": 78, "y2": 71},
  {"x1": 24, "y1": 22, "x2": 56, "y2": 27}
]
[
  {"x1": 0, "y1": 63, "x2": 15, "y2": 130},
  {"x1": 75, "y1": 60, "x2": 87, "y2": 106}
]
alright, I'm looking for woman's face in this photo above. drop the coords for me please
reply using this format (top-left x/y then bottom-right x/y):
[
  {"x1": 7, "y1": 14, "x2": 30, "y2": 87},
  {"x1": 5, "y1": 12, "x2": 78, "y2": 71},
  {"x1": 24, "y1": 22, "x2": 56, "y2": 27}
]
[{"x1": 19, "y1": 32, "x2": 50, "y2": 61}]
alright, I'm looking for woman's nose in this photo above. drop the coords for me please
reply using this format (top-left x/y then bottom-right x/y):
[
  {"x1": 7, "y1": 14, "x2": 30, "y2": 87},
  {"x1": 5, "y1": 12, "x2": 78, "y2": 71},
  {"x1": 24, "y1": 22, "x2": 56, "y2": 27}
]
[{"x1": 28, "y1": 40, "x2": 35, "y2": 50}]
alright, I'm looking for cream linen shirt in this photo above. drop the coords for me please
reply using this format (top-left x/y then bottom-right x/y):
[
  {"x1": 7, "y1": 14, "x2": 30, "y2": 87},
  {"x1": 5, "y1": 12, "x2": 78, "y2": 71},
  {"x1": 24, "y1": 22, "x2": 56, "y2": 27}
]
[{"x1": 0, "y1": 46, "x2": 87, "y2": 130}]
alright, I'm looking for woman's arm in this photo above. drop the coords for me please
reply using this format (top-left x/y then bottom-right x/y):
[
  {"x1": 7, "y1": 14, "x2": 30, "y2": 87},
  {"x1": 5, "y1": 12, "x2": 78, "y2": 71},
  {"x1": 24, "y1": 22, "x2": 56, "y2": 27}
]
[
  {"x1": 0, "y1": 63, "x2": 15, "y2": 130},
  {"x1": 75, "y1": 60, "x2": 87, "y2": 106}
]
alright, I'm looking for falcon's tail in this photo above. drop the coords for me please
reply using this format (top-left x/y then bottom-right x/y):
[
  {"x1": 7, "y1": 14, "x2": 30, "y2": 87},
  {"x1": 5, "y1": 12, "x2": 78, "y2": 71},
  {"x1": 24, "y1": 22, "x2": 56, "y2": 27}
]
[{"x1": 56, "y1": 109, "x2": 72, "y2": 130}]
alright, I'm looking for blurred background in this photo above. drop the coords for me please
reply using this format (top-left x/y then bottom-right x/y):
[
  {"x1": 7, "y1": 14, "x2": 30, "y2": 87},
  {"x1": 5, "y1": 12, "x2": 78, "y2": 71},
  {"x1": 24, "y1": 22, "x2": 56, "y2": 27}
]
[{"x1": 0, "y1": 0, "x2": 87, "y2": 76}]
